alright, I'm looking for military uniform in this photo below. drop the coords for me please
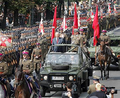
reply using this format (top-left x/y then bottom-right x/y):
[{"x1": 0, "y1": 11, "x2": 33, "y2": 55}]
[
  {"x1": 0, "y1": 53, "x2": 13, "y2": 97},
  {"x1": 31, "y1": 43, "x2": 41, "y2": 73},
  {"x1": 0, "y1": 61, "x2": 9, "y2": 77},
  {"x1": 87, "y1": 76, "x2": 100, "y2": 94}
]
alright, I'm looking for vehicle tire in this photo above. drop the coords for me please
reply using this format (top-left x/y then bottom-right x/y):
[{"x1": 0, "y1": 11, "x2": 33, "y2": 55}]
[
  {"x1": 40, "y1": 86, "x2": 46, "y2": 97},
  {"x1": 118, "y1": 60, "x2": 120, "y2": 70},
  {"x1": 78, "y1": 78, "x2": 81, "y2": 94},
  {"x1": 88, "y1": 67, "x2": 93, "y2": 76},
  {"x1": 82, "y1": 79, "x2": 89, "y2": 92}
]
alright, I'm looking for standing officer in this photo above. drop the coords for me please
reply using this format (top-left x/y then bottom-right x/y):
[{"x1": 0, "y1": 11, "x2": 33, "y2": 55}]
[
  {"x1": 31, "y1": 42, "x2": 42, "y2": 74},
  {"x1": 79, "y1": 28, "x2": 89, "y2": 57},
  {"x1": 0, "y1": 52, "x2": 13, "y2": 97},
  {"x1": 59, "y1": 27, "x2": 68, "y2": 44}
]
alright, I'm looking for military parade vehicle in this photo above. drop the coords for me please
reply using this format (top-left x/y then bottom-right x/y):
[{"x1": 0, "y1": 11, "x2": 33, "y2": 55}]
[
  {"x1": 88, "y1": 28, "x2": 120, "y2": 69},
  {"x1": 39, "y1": 44, "x2": 92, "y2": 96}
]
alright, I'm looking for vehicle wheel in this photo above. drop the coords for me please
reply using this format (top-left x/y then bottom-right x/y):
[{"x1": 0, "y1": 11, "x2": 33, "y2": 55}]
[
  {"x1": 118, "y1": 60, "x2": 120, "y2": 70},
  {"x1": 82, "y1": 79, "x2": 89, "y2": 92},
  {"x1": 88, "y1": 67, "x2": 93, "y2": 76},
  {"x1": 40, "y1": 86, "x2": 46, "y2": 97}
]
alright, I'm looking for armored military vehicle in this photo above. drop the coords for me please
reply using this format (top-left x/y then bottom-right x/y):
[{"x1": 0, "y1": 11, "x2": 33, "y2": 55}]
[
  {"x1": 88, "y1": 28, "x2": 120, "y2": 69},
  {"x1": 39, "y1": 44, "x2": 92, "y2": 96}
]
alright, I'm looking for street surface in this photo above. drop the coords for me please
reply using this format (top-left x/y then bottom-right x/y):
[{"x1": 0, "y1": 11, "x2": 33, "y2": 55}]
[{"x1": 42, "y1": 64, "x2": 120, "y2": 98}]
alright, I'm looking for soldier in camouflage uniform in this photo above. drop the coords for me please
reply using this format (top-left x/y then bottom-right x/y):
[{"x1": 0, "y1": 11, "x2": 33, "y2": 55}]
[{"x1": 31, "y1": 42, "x2": 42, "y2": 74}]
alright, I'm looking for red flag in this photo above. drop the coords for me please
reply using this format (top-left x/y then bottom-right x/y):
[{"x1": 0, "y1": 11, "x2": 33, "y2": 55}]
[
  {"x1": 38, "y1": 18, "x2": 44, "y2": 35},
  {"x1": 51, "y1": 6, "x2": 57, "y2": 44},
  {"x1": 92, "y1": 5, "x2": 100, "y2": 46},
  {"x1": 72, "y1": 4, "x2": 78, "y2": 35},
  {"x1": 61, "y1": 16, "x2": 67, "y2": 32}
]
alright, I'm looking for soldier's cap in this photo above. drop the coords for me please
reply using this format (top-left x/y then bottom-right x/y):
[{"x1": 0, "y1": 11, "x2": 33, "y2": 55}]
[
  {"x1": 93, "y1": 76, "x2": 100, "y2": 81},
  {"x1": 79, "y1": 28, "x2": 84, "y2": 32},
  {"x1": 22, "y1": 50, "x2": 29, "y2": 55},
  {"x1": 102, "y1": 30, "x2": 107, "y2": 33},
  {"x1": 74, "y1": 29, "x2": 78, "y2": 32},
  {"x1": 59, "y1": 27, "x2": 63, "y2": 30},
  {"x1": 36, "y1": 42, "x2": 40, "y2": 45}
]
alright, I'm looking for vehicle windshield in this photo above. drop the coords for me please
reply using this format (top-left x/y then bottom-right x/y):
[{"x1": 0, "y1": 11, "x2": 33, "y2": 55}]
[{"x1": 46, "y1": 54, "x2": 79, "y2": 65}]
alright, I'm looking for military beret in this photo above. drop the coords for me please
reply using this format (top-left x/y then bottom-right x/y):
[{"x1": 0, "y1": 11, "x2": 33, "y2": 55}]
[
  {"x1": 0, "y1": 53, "x2": 3, "y2": 56},
  {"x1": 59, "y1": 27, "x2": 63, "y2": 30},
  {"x1": 79, "y1": 28, "x2": 84, "y2": 32},
  {"x1": 22, "y1": 50, "x2": 29, "y2": 55},
  {"x1": 36, "y1": 42, "x2": 40, "y2": 45},
  {"x1": 93, "y1": 76, "x2": 100, "y2": 81},
  {"x1": 102, "y1": 30, "x2": 107, "y2": 33}
]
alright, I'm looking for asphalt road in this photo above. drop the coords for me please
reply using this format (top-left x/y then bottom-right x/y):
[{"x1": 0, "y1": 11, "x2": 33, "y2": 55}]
[{"x1": 43, "y1": 65, "x2": 120, "y2": 98}]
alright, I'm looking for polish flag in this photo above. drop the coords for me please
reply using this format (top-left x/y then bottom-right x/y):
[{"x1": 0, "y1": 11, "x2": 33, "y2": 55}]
[
  {"x1": 61, "y1": 16, "x2": 67, "y2": 32},
  {"x1": 38, "y1": 18, "x2": 44, "y2": 35},
  {"x1": 108, "y1": 3, "x2": 111, "y2": 13},
  {"x1": 91, "y1": 8, "x2": 94, "y2": 19},
  {"x1": 114, "y1": 5, "x2": 117, "y2": 13}
]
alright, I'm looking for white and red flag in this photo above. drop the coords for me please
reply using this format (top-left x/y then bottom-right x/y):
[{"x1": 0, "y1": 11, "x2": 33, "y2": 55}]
[
  {"x1": 0, "y1": 35, "x2": 12, "y2": 47},
  {"x1": 61, "y1": 16, "x2": 67, "y2": 32},
  {"x1": 114, "y1": 5, "x2": 117, "y2": 13},
  {"x1": 108, "y1": 3, "x2": 111, "y2": 13},
  {"x1": 38, "y1": 18, "x2": 44, "y2": 35}
]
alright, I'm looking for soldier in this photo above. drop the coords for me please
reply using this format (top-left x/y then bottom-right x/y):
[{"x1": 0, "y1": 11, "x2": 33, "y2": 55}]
[
  {"x1": 59, "y1": 27, "x2": 68, "y2": 44},
  {"x1": 96, "y1": 30, "x2": 116, "y2": 64},
  {"x1": 71, "y1": 29, "x2": 79, "y2": 45},
  {"x1": 0, "y1": 52, "x2": 14, "y2": 97},
  {"x1": 79, "y1": 28, "x2": 90, "y2": 57},
  {"x1": 19, "y1": 50, "x2": 40, "y2": 95},
  {"x1": 31, "y1": 42, "x2": 42, "y2": 74},
  {"x1": 87, "y1": 76, "x2": 100, "y2": 94}
]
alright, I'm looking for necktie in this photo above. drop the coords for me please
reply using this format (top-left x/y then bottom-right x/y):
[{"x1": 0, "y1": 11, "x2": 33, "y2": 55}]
[{"x1": 57, "y1": 38, "x2": 59, "y2": 44}]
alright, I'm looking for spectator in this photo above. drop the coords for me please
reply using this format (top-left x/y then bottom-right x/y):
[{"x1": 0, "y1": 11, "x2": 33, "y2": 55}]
[
  {"x1": 87, "y1": 76, "x2": 100, "y2": 94},
  {"x1": 87, "y1": 83, "x2": 107, "y2": 98},
  {"x1": 62, "y1": 82, "x2": 79, "y2": 98},
  {"x1": 52, "y1": 32, "x2": 63, "y2": 52}
]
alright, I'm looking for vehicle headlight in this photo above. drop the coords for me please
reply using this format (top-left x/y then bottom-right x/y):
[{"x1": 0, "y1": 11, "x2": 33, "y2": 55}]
[
  {"x1": 43, "y1": 75, "x2": 48, "y2": 80},
  {"x1": 69, "y1": 76, "x2": 73, "y2": 81}
]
